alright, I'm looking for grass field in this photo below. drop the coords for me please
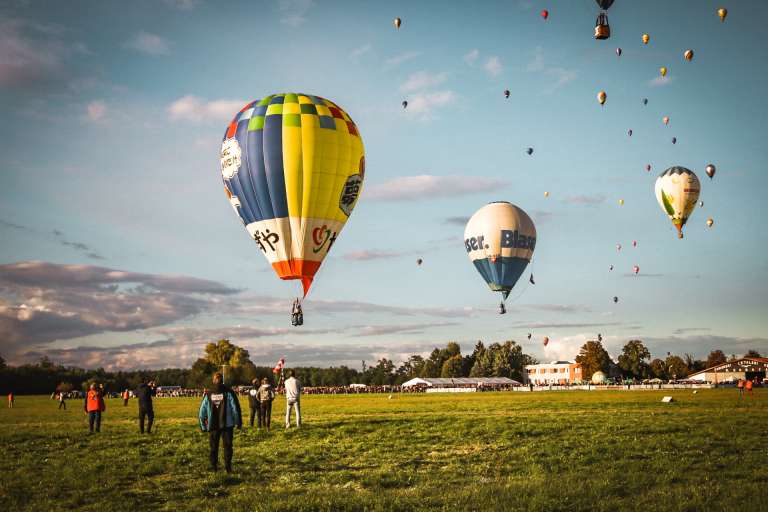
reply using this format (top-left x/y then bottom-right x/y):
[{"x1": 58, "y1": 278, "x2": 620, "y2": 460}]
[{"x1": 1, "y1": 389, "x2": 766, "y2": 511}]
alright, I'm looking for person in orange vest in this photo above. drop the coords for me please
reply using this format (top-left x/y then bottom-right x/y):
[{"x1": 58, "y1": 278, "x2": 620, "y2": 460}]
[
  {"x1": 7, "y1": 392, "x2": 13, "y2": 408},
  {"x1": 122, "y1": 389, "x2": 130, "y2": 406},
  {"x1": 84, "y1": 383, "x2": 106, "y2": 433},
  {"x1": 737, "y1": 379, "x2": 745, "y2": 400},
  {"x1": 745, "y1": 378, "x2": 754, "y2": 398}
]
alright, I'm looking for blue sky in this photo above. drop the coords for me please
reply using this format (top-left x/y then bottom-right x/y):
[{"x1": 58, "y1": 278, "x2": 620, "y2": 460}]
[{"x1": 1, "y1": 0, "x2": 767, "y2": 370}]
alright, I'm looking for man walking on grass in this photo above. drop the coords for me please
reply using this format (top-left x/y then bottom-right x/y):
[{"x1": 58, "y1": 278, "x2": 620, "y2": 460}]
[
  {"x1": 58, "y1": 391, "x2": 66, "y2": 410},
  {"x1": 248, "y1": 378, "x2": 259, "y2": 428},
  {"x1": 285, "y1": 370, "x2": 302, "y2": 428},
  {"x1": 135, "y1": 378, "x2": 156, "y2": 434},
  {"x1": 199, "y1": 372, "x2": 241, "y2": 473},
  {"x1": 84, "y1": 383, "x2": 105, "y2": 433}
]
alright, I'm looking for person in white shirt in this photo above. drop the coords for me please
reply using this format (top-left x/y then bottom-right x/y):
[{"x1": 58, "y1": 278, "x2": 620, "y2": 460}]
[{"x1": 284, "y1": 370, "x2": 302, "y2": 428}]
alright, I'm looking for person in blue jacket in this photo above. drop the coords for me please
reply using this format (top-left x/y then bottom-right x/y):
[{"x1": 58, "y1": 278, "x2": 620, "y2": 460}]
[{"x1": 198, "y1": 372, "x2": 242, "y2": 473}]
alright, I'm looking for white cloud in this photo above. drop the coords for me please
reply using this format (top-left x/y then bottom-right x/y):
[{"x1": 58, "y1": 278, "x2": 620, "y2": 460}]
[
  {"x1": 278, "y1": 0, "x2": 314, "y2": 27},
  {"x1": 564, "y1": 194, "x2": 605, "y2": 206},
  {"x1": 648, "y1": 76, "x2": 675, "y2": 87},
  {"x1": 527, "y1": 46, "x2": 577, "y2": 92},
  {"x1": 484, "y1": 56, "x2": 502, "y2": 76},
  {"x1": 163, "y1": 0, "x2": 201, "y2": 9},
  {"x1": 86, "y1": 100, "x2": 106, "y2": 122},
  {"x1": 167, "y1": 95, "x2": 246, "y2": 123},
  {"x1": 350, "y1": 44, "x2": 371, "y2": 60},
  {"x1": 402, "y1": 90, "x2": 456, "y2": 119},
  {"x1": 400, "y1": 71, "x2": 448, "y2": 93},
  {"x1": 124, "y1": 32, "x2": 171, "y2": 56},
  {"x1": 343, "y1": 250, "x2": 403, "y2": 261},
  {"x1": 366, "y1": 175, "x2": 507, "y2": 201},
  {"x1": 385, "y1": 51, "x2": 421, "y2": 67},
  {"x1": 463, "y1": 49, "x2": 479, "y2": 65}
]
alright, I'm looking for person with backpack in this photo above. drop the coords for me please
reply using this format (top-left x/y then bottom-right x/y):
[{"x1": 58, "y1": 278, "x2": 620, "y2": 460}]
[
  {"x1": 134, "y1": 379, "x2": 156, "y2": 434},
  {"x1": 198, "y1": 372, "x2": 242, "y2": 473},
  {"x1": 247, "y1": 379, "x2": 260, "y2": 428},
  {"x1": 257, "y1": 377, "x2": 275, "y2": 430},
  {"x1": 284, "y1": 370, "x2": 302, "y2": 428},
  {"x1": 84, "y1": 383, "x2": 106, "y2": 433}
]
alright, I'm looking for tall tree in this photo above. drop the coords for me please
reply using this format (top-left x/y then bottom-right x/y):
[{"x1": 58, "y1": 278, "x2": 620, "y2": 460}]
[
  {"x1": 744, "y1": 349, "x2": 762, "y2": 358},
  {"x1": 440, "y1": 355, "x2": 464, "y2": 378},
  {"x1": 705, "y1": 350, "x2": 727, "y2": 368},
  {"x1": 397, "y1": 355, "x2": 425, "y2": 381},
  {"x1": 665, "y1": 355, "x2": 689, "y2": 379},
  {"x1": 575, "y1": 340, "x2": 611, "y2": 379},
  {"x1": 617, "y1": 340, "x2": 651, "y2": 379}
]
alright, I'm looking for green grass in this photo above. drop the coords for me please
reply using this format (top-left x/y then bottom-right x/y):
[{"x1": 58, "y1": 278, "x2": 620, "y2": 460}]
[{"x1": 1, "y1": 390, "x2": 766, "y2": 511}]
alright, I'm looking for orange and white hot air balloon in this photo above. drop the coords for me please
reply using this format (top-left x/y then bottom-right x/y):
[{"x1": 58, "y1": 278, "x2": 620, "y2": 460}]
[
  {"x1": 684, "y1": 49, "x2": 694, "y2": 61},
  {"x1": 597, "y1": 90, "x2": 607, "y2": 105}
]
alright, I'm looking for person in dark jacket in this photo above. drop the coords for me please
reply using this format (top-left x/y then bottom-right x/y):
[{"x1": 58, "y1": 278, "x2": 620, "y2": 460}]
[
  {"x1": 84, "y1": 383, "x2": 106, "y2": 433},
  {"x1": 198, "y1": 373, "x2": 242, "y2": 473},
  {"x1": 134, "y1": 379, "x2": 156, "y2": 434},
  {"x1": 247, "y1": 379, "x2": 259, "y2": 428},
  {"x1": 258, "y1": 377, "x2": 275, "y2": 430}
]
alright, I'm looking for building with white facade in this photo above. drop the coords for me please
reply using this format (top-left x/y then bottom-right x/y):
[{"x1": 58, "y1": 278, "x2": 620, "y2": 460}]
[{"x1": 525, "y1": 361, "x2": 583, "y2": 385}]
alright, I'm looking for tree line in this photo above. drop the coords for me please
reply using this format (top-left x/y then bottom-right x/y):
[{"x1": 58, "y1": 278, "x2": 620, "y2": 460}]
[{"x1": 0, "y1": 340, "x2": 762, "y2": 394}]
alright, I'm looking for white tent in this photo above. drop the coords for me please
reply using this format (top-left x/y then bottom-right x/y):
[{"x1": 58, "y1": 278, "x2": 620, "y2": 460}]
[{"x1": 401, "y1": 377, "x2": 520, "y2": 387}]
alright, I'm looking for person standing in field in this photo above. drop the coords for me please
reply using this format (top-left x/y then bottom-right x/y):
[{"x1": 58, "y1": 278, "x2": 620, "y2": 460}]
[
  {"x1": 258, "y1": 377, "x2": 275, "y2": 430},
  {"x1": 122, "y1": 389, "x2": 130, "y2": 406},
  {"x1": 284, "y1": 370, "x2": 302, "y2": 428},
  {"x1": 7, "y1": 392, "x2": 14, "y2": 408},
  {"x1": 134, "y1": 379, "x2": 156, "y2": 434},
  {"x1": 58, "y1": 391, "x2": 67, "y2": 410},
  {"x1": 247, "y1": 379, "x2": 259, "y2": 428},
  {"x1": 745, "y1": 378, "x2": 754, "y2": 398},
  {"x1": 737, "y1": 379, "x2": 745, "y2": 400},
  {"x1": 198, "y1": 372, "x2": 242, "y2": 473},
  {"x1": 84, "y1": 383, "x2": 106, "y2": 433}
]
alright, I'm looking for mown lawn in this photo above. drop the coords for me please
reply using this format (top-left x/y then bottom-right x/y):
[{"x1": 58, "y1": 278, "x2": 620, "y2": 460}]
[{"x1": 1, "y1": 390, "x2": 766, "y2": 511}]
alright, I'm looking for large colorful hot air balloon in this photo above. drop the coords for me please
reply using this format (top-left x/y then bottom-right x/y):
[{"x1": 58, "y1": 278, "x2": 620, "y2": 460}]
[
  {"x1": 220, "y1": 93, "x2": 365, "y2": 308},
  {"x1": 655, "y1": 166, "x2": 701, "y2": 239},
  {"x1": 597, "y1": 90, "x2": 607, "y2": 105},
  {"x1": 717, "y1": 8, "x2": 727, "y2": 22},
  {"x1": 464, "y1": 202, "x2": 536, "y2": 308}
]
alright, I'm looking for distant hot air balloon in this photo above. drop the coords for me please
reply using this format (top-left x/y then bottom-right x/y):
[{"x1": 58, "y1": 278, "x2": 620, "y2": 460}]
[
  {"x1": 705, "y1": 164, "x2": 716, "y2": 179},
  {"x1": 394, "y1": 17, "x2": 401, "y2": 29},
  {"x1": 541, "y1": 9, "x2": 549, "y2": 20},
  {"x1": 464, "y1": 202, "x2": 537, "y2": 308},
  {"x1": 684, "y1": 49, "x2": 694, "y2": 61},
  {"x1": 642, "y1": 98, "x2": 648, "y2": 106},
  {"x1": 633, "y1": 265, "x2": 640, "y2": 275},
  {"x1": 504, "y1": 89, "x2": 510, "y2": 99},
  {"x1": 632, "y1": 240, "x2": 637, "y2": 247},
  {"x1": 699, "y1": 200, "x2": 704, "y2": 208},
  {"x1": 672, "y1": 137, "x2": 677, "y2": 144},
  {"x1": 718, "y1": 8, "x2": 727, "y2": 22},
  {"x1": 627, "y1": 129, "x2": 633, "y2": 137},
  {"x1": 660, "y1": 66, "x2": 667, "y2": 77},
  {"x1": 543, "y1": 191, "x2": 550, "y2": 198},
  {"x1": 527, "y1": 333, "x2": 532, "y2": 340},
  {"x1": 663, "y1": 116, "x2": 670, "y2": 126},
  {"x1": 402, "y1": 100, "x2": 408, "y2": 109},
  {"x1": 655, "y1": 166, "x2": 701, "y2": 239},
  {"x1": 642, "y1": 34, "x2": 650, "y2": 45},
  {"x1": 618, "y1": 199, "x2": 624, "y2": 206},
  {"x1": 597, "y1": 90, "x2": 607, "y2": 105},
  {"x1": 609, "y1": 265, "x2": 614, "y2": 271},
  {"x1": 616, "y1": 243, "x2": 622, "y2": 251},
  {"x1": 597, "y1": 333, "x2": 603, "y2": 342},
  {"x1": 613, "y1": 296, "x2": 619, "y2": 303},
  {"x1": 595, "y1": 0, "x2": 614, "y2": 8},
  {"x1": 219, "y1": 93, "x2": 365, "y2": 318},
  {"x1": 645, "y1": 164, "x2": 652, "y2": 172},
  {"x1": 526, "y1": 147, "x2": 534, "y2": 156},
  {"x1": 543, "y1": 336, "x2": 550, "y2": 347},
  {"x1": 416, "y1": 258, "x2": 423, "y2": 266},
  {"x1": 707, "y1": 218, "x2": 714, "y2": 228},
  {"x1": 616, "y1": 47, "x2": 622, "y2": 57}
]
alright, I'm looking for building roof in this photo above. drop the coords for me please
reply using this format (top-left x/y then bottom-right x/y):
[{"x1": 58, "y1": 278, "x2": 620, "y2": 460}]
[
  {"x1": 401, "y1": 377, "x2": 520, "y2": 387},
  {"x1": 687, "y1": 357, "x2": 768, "y2": 378}
]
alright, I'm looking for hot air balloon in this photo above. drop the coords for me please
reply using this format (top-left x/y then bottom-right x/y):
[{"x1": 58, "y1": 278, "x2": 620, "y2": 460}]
[
  {"x1": 527, "y1": 333, "x2": 532, "y2": 340},
  {"x1": 671, "y1": 137, "x2": 677, "y2": 144},
  {"x1": 655, "y1": 166, "x2": 701, "y2": 239},
  {"x1": 684, "y1": 49, "x2": 694, "y2": 61},
  {"x1": 613, "y1": 296, "x2": 619, "y2": 303},
  {"x1": 616, "y1": 47, "x2": 622, "y2": 57},
  {"x1": 663, "y1": 116, "x2": 670, "y2": 125},
  {"x1": 595, "y1": 0, "x2": 614, "y2": 8},
  {"x1": 718, "y1": 8, "x2": 727, "y2": 22},
  {"x1": 632, "y1": 240, "x2": 637, "y2": 247},
  {"x1": 633, "y1": 265, "x2": 640, "y2": 275},
  {"x1": 594, "y1": 1, "x2": 613, "y2": 40},
  {"x1": 609, "y1": 265, "x2": 614, "y2": 271},
  {"x1": 394, "y1": 17, "x2": 401, "y2": 29},
  {"x1": 616, "y1": 243, "x2": 622, "y2": 251},
  {"x1": 646, "y1": 164, "x2": 652, "y2": 172},
  {"x1": 543, "y1": 336, "x2": 550, "y2": 347},
  {"x1": 597, "y1": 90, "x2": 607, "y2": 105},
  {"x1": 526, "y1": 147, "x2": 534, "y2": 155},
  {"x1": 618, "y1": 199, "x2": 624, "y2": 205},
  {"x1": 642, "y1": 98, "x2": 648, "y2": 105},
  {"x1": 642, "y1": 34, "x2": 650, "y2": 45},
  {"x1": 705, "y1": 164, "x2": 716, "y2": 179},
  {"x1": 464, "y1": 202, "x2": 536, "y2": 309},
  {"x1": 402, "y1": 100, "x2": 408, "y2": 109},
  {"x1": 416, "y1": 258, "x2": 423, "y2": 266},
  {"x1": 597, "y1": 333, "x2": 603, "y2": 342},
  {"x1": 220, "y1": 93, "x2": 365, "y2": 322},
  {"x1": 544, "y1": 191, "x2": 550, "y2": 198},
  {"x1": 699, "y1": 200, "x2": 704, "y2": 207},
  {"x1": 541, "y1": 9, "x2": 549, "y2": 20},
  {"x1": 627, "y1": 129, "x2": 633, "y2": 137},
  {"x1": 504, "y1": 89, "x2": 510, "y2": 99},
  {"x1": 707, "y1": 218, "x2": 714, "y2": 228},
  {"x1": 660, "y1": 67, "x2": 667, "y2": 77}
]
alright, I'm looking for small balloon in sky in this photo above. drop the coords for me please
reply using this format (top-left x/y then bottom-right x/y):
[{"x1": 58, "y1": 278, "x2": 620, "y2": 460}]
[
  {"x1": 504, "y1": 89, "x2": 510, "y2": 99},
  {"x1": 544, "y1": 191, "x2": 550, "y2": 198},
  {"x1": 541, "y1": 9, "x2": 549, "y2": 20},
  {"x1": 699, "y1": 200, "x2": 704, "y2": 208},
  {"x1": 672, "y1": 137, "x2": 677, "y2": 144},
  {"x1": 616, "y1": 243, "x2": 622, "y2": 251},
  {"x1": 633, "y1": 240, "x2": 637, "y2": 247},
  {"x1": 597, "y1": 90, "x2": 607, "y2": 105},
  {"x1": 543, "y1": 336, "x2": 550, "y2": 347},
  {"x1": 718, "y1": 8, "x2": 727, "y2": 22},
  {"x1": 402, "y1": 100, "x2": 408, "y2": 109},
  {"x1": 526, "y1": 147, "x2": 534, "y2": 155},
  {"x1": 642, "y1": 33, "x2": 650, "y2": 45},
  {"x1": 642, "y1": 98, "x2": 648, "y2": 106},
  {"x1": 609, "y1": 264, "x2": 614, "y2": 271},
  {"x1": 707, "y1": 217, "x2": 714, "y2": 228},
  {"x1": 705, "y1": 164, "x2": 716, "y2": 179},
  {"x1": 613, "y1": 296, "x2": 619, "y2": 303},
  {"x1": 633, "y1": 265, "x2": 640, "y2": 275},
  {"x1": 663, "y1": 116, "x2": 670, "y2": 126},
  {"x1": 616, "y1": 47, "x2": 622, "y2": 57},
  {"x1": 618, "y1": 198, "x2": 624, "y2": 205},
  {"x1": 646, "y1": 164, "x2": 652, "y2": 172},
  {"x1": 394, "y1": 17, "x2": 401, "y2": 29},
  {"x1": 655, "y1": 166, "x2": 701, "y2": 239},
  {"x1": 416, "y1": 258, "x2": 423, "y2": 266},
  {"x1": 684, "y1": 49, "x2": 694, "y2": 61},
  {"x1": 660, "y1": 66, "x2": 667, "y2": 77},
  {"x1": 628, "y1": 129, "x2": 633, "y2": 137}
]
